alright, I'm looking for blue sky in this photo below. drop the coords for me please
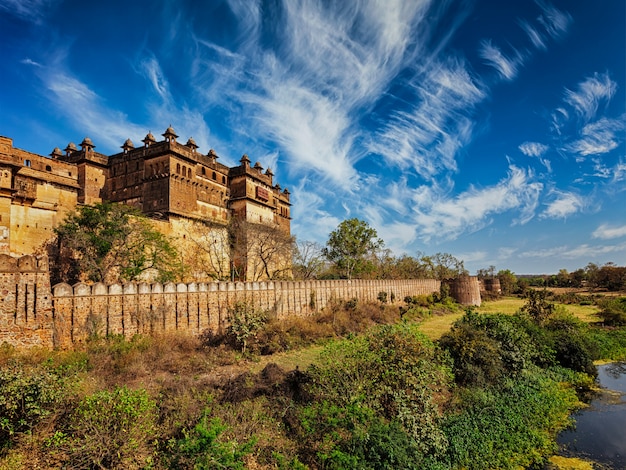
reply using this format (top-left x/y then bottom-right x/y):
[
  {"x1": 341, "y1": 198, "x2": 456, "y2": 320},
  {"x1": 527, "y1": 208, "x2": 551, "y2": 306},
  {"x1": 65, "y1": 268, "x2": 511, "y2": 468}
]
[{"x1": 1, "y1": 0, "x2": 625, "y2": 275}]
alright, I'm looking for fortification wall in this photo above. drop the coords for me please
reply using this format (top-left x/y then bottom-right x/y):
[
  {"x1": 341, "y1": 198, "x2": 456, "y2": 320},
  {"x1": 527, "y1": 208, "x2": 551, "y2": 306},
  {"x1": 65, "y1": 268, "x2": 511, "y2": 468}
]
[
  {"x1": 50, "y1": 278, "x2": 441, "y2": 347},
  {"x1": 0, "y1": 254, "x2": 54, "y2": 348},
  {"x1": 0, "y1": 257, "x2": 444, "y2": 348},
  {"x1": 1, "y1": 255, "x2": 487, "y2": 349},
  {"x1": 444, "y1": 276, "x2": 482, "y2": 306}
]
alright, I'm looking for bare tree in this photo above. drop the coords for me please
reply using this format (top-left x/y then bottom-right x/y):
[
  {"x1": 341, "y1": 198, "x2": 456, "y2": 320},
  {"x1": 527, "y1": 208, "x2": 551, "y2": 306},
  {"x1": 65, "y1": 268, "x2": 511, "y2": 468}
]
[
  {"x1": 293, "y1": 240, "x2": 326, "y2": 280},
  {"x1": 230, "y1": 218, "x2": 294, "y2": 281},
  {"x1": 180, "y1": 220, "x2": 231, "y2": 281}
]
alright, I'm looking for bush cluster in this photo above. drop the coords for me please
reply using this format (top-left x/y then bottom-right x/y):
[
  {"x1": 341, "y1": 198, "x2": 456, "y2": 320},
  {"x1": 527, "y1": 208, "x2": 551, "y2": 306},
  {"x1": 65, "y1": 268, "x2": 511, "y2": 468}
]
[{"x1": 1, "y1": 295, "x2": 625, "y2": 469}]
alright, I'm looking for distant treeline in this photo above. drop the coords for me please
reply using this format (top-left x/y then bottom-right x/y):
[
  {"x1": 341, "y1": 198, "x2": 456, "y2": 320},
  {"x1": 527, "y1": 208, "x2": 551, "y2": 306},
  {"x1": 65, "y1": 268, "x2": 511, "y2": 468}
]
[{"x1": 478, "y1": 263, "x2": 626, "y2": 294}]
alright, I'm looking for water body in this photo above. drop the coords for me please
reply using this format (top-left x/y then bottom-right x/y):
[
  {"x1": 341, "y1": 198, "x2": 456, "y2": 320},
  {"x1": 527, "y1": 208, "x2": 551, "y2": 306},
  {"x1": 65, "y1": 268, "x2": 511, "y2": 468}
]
[{"x1": 557, "y1": 363, "x2": 626, "y2": 468}]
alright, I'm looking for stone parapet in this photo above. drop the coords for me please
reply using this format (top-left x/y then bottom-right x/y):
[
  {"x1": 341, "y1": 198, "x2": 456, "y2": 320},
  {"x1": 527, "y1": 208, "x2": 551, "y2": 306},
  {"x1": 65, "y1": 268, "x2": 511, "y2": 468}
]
[{"x1": 1, "y1": 261, "x2": 483, "y2": 349}]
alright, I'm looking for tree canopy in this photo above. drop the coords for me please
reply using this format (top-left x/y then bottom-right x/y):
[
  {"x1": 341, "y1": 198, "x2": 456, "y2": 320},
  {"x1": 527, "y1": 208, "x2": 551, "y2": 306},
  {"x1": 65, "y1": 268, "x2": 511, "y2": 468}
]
[
  {"x1": 50, "y1": 202, "x2": 180, "y2": 284},
  {"x1": 323, "y1": 218, "x2": 383, "y2": 279}
]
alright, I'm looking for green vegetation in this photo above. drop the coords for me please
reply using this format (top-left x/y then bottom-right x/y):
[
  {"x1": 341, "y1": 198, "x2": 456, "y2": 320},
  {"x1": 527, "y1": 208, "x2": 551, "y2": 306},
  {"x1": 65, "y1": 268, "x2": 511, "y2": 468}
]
[
  {"x1": 225, "y1": 302, "x2": 269, "y2": 354},
  {"x1": 48, "y1": 202, "x2": 180, "y2": 284},
  {"x1": 322, "y1": 218, "x2": 383, "y2": 279},
  {"x1": 1, "y1": 294, "x2": 626, "y2": 469}
]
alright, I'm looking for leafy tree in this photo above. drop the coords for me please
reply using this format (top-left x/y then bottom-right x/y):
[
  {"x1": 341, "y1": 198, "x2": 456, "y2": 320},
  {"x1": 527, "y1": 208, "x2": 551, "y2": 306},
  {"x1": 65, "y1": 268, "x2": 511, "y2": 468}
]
[
  {"x1": 556, "y1": 269, "x2": 571, "y2": 287},
  {"x1": 497, "y1": 269, "x2": 518, "y2": 295},
  {"x1": 428, "y1": 252, "x2": 467, "y2": 280},
  {"x1": 393, "y1": 254, "x2": 431, "y2": 279},
  {"x1": 596, "y1": 263, "x2": 626, "y2": 291},
  {"x1": 520, "y1": 289, "x2": 554, "y2": 324},
  {"x1": 570, "y1": 268, "x2": 587, "y2": 287},
  {"x1": 323, "y1": 218, "x2": 383, "y2": 279},
  {"x1": 585, "y1": 262, "x2": 600, "y2": 288},
  {"x1": 50, "y1": 202, "x2": 179, "y2": 284},
  {"x1": 476, "y1": 265, "x2": 496, "y2": 280}
]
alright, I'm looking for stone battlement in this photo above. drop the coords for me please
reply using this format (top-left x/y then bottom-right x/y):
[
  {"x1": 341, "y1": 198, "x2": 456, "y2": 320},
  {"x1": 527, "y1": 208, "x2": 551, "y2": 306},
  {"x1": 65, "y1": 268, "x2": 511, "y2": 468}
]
[
  {"x1": 0, "y1": 255, "x2": 448, "y2": 348},
  {"x1": 1, "y1": 255, "x2": 485, "y2": 349}
]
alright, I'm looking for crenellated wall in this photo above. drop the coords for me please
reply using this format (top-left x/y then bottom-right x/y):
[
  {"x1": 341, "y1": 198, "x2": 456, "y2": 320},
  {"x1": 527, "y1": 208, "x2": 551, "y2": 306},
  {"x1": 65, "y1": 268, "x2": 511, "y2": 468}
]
[
  {"x1": 1, "y1": 254, "x2": 487, "y2": 349},
  {"x1": 50, "y1": 278, "x2": 441, "y2": 347},
  {"x1": 0, "y1": 254, "x2": 54, "y2": 348}
]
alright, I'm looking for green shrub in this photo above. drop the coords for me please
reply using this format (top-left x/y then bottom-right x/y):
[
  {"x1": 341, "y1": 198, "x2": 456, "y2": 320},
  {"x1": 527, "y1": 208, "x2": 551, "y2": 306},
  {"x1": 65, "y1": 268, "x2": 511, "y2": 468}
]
[
  {"x1": 587, "y1": 327, "x2": 626, "y2": 361},
  {"x1": 66, "y1": 386, "x2": 157, "y2": 469},
  {"x1": 596, "y1": 296, "x2": 626, "y2": 325},
  {"x1": 302, "y1": 323, "x2": 451, "y2": 464},
  {"x1": 439, "y1": 321, "x2": 505, "y2": 387},
  {"x1": 545, "y1": 314, "x2": 596, "y2": 376},
  {"x1": 439, "y1": 312, "x2": 543, "y2": 386},
  {"x1": 0, "y1": 364, "x2": 63, "y2": 449},
  {"x1": 520, "y1": 289, "x2": 555, "y2": 324},
  {"x1": 227, "y1": 302, "x2": 268, "y2": 354},
  {"x1": 345, "y1": 418, "x2": 422, "y2": 470},
  {"x1": 166, "y1": 411, "x2": 255, "y2": 469},
  {"x1": 442, "y1": 370, "x2": 580, "y2": 469}
]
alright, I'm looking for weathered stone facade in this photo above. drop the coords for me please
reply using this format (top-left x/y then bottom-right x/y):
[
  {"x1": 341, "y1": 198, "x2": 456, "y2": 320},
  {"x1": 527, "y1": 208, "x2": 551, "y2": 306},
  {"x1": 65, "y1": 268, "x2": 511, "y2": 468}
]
[
  {"x1": 0, "y1": 127, "x2": 291, "y2": 280},
  {"x1": 0, "y1": 254, "x2": 447, "y2": 349},
  {"x1": 0, "y1": 254, "x2": 54, "y2": 348}
]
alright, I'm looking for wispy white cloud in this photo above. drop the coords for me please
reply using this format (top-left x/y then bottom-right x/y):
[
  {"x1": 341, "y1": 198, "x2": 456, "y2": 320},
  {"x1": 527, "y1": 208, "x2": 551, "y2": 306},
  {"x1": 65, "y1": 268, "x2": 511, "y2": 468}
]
[
  {"x1": 519, "y1": 142, "x2": 552, "y2": 172},
  {"x1": 290, "y1": 182, "x2": 342, "y2": 245},
  {"x1": 371, "y1": 56, "x2": 485, "y2": 179},
  {"x1": 612, "y1": 161, "x2": 626, "y2": 183},
  {"x1": 20, "y1": 57, "x2": 43, "y2": 67},
  {"x1": 593, "y1": 224, "x2": 626, "y2": 240},
  {"x1": 0, "y1": 0, "x2": 56, "y2": 23},
  {"x1": 207, "y1": 0, "x2": 438, "y2": 186},
  {"x1": 540, "y1": 190, "x2": 583, "y2": 219},
  {"x1": 566, "y1": 117, "x2": 623, "y2": 157},
  {"x1": 479, "y1": 40, "x2": 523, "y2": 81},
  {"x1": 36, "y1": 55, "x2": 213, "y2": 155},
  {"x1": 412, "y1": 165, "x2": 542, "y2": 241},
  {"x1": 564, "y1": 72, "x2": 617, "y2": 122},
  {"x1": 522, "y1": 241, "x2": 626, "y2": 260},
  {"x1": 44, "y1": 72, "x2": 146, "y2": 149},
  {"x1": 536, "y1": 0, "x2": 573, "y2": 40},
  {"x1": 550, "y1": 107, "x2": 569, "y2": 136},
  {"x1": 139, "y1": 55, "x2": 171, "y2": 103},
  {"x1": 519, "y1": 141, "x2": 549, "y2": 157},
  {"x1": 519, "y1": 20, "x2": 546, "y2": 50}
]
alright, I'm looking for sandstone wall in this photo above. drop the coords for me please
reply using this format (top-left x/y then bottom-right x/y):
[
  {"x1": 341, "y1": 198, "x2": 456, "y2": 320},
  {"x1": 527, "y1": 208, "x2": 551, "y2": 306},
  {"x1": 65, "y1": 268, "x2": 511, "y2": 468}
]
[
  {"x1": 50, "y1": 278, "x2": 441, "y2": 346},
  {"x1": 0, "y1": 257, "x2": 444, "y2": 348},
  {"x1": 0, "y1": 254, "x2": 54, "y2": 348},
  {"x1": 1, "y1": 254, "x2": 489, "y2": 349}
]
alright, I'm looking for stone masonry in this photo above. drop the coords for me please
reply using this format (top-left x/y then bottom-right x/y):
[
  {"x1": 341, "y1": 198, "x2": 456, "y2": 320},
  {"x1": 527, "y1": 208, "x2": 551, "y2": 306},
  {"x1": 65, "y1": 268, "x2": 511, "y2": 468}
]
[{"x1": 1, "y1": 254, "x2": 444, "y2": 349}]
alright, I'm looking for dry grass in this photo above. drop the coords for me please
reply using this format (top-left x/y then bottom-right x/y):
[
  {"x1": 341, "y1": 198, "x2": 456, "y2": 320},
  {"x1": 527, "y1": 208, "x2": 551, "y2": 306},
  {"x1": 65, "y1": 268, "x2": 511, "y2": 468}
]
[{"x1": 251, "y1": 344, "x2": 327, "y2": 373}]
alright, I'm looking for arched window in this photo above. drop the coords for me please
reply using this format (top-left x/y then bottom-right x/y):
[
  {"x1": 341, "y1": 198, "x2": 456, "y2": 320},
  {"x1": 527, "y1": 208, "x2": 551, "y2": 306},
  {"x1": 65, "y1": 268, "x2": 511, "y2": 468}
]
[
  {"x1": 212, "y1": 171, "x2": 216, "y2": 180},
  {"x1": 176, "y1": 163, "x2": 181, "y2": 174},
  {"x1": 45, "y1": 165, "x2": 52, "y2": 171}
]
